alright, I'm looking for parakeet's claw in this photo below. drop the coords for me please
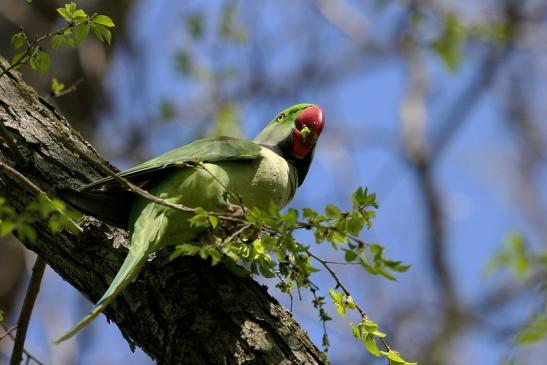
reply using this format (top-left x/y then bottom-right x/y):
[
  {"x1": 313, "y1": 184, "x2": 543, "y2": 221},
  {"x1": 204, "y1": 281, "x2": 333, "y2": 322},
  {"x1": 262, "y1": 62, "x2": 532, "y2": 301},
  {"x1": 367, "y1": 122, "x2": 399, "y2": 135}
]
[{"x1": 225, "y1": 204, "x2": 245, "y2": 217}]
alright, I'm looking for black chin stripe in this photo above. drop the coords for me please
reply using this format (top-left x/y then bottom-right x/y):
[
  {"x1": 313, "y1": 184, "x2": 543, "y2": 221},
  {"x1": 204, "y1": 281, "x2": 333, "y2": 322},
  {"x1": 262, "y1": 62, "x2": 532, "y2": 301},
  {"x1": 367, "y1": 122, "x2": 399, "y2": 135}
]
[{"x1": 259, "y1": 140, "x2": 314, "y2": 187}]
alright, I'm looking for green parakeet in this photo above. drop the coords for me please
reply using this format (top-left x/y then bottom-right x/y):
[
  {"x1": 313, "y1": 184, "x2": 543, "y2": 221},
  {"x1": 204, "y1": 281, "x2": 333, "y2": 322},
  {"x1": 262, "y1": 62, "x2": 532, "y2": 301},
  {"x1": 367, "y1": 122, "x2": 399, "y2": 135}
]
[{"x1": 54, "y1": 104, "x2": 325, "y2": 343}]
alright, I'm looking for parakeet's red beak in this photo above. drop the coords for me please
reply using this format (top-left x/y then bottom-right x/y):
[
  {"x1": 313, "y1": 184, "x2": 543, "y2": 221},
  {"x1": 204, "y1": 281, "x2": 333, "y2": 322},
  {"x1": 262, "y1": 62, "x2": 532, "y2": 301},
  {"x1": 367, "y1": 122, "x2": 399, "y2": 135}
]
[{"x1": 291, "y1": 106, "x2": 325, "y2": 159}]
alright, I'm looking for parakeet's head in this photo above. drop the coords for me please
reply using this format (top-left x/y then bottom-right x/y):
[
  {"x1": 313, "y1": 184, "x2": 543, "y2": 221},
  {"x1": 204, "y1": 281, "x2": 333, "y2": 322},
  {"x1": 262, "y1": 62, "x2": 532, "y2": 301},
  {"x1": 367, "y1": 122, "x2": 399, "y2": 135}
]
[{"x1": 254, "y1": 103, "x2": 325, "y2": 160}]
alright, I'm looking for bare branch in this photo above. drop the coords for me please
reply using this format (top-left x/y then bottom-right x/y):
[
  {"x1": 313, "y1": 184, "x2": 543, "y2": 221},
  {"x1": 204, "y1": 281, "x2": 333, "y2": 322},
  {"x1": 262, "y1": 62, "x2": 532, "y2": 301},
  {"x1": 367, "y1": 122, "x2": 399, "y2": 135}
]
[{"x1": 9, "y1": 256, "x2": 46, "y2": 365}]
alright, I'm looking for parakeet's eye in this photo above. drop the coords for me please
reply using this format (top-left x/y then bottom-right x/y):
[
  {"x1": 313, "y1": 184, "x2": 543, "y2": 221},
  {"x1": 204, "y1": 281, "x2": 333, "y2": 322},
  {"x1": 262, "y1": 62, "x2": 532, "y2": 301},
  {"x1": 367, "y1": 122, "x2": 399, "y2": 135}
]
[{"x1": 276, "y1": 114, "x2": 285, "y2": 122}]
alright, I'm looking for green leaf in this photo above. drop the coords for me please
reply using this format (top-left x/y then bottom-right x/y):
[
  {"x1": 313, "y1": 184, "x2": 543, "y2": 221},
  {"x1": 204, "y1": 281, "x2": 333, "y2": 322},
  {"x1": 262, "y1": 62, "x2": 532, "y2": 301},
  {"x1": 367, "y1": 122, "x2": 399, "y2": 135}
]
[
  {"x1": 63, "y1": 29, "x2": 76, "y2": 47},
  {"x1": 51, "y1": 34, "x2": 64, "y2": 50},
  {"x1": 201, "y1": 247, "x2": 221, "y2": 265},
  {"x1": 325, "y1": 204, "x2": 342, "y2": 219},
  {"x1": 328, "y1": 288, "x2": 343, "y2": 303},
  {"x1": 384, "y1": 260, "x2": 411, "y2": 272},
  {"x1": 360, "y1": 257, "x2": 378, "y2": 275},
  {"x1": 377, "y1": 267, "x2": 396, "y2": 281},
  {"x1": 29, "y1": 50, "x2": 51, "y2": 74},
  {"x1": 93, "y1": 15, "x2": 115, "y2": 28},
  {"x1": 92, "y1": 23, "x2": 112, "y2": 45},
  {"x1": 328, "y1": 289, "x2": 347, "y2": 317},
  {"x1": 364, "y1": 319, "x2": 378, "y2": 333},
  {"x1": 0, "y1": 221, "x2": 16, "y2": 236},
  {"x1": 344, "y1": 249, "x2": 358, "y2": 262},
  {"x1": 169, "y1": 243, "x2": 201, "y2": 260},
  {"x1": 48, "y1": 214, "x2": 64, "y2": 233},
  {"x1": 370, "y1": 244, "x2": 383, "y2": 257},
  {"x1": 219, "y1": 2, "x2": 248, "y2": 44},
  {"x1": 10, "y1": 32, "x2": 26, "y2": 50},
  {"x1": 302, "y1": 208, "x2": 318, "y2": 219},
  {"x1": 345, "y1": 295, "x2": 357, "y2": 310},
  {"x1": 328, "y1": 230, "x2": 346, "y2": 245},
  {"x1": 430, "y1": 13, "x2": 463, "y2": 71},
  {"x1": 175, "y1": 51, "x2": 193, "y2": 75},
  {"x1": 364, "y1": 334, "x2": 381, "y2": 357},
  {"x1": 485, "y1": 232, "x2": 535, "y2": 280},
  {"x1": 66, "y1": 3, "x2": 77, "y2": 14},
  {"x1": 186, "y1": 13, "x2": 204, "y2": 39},
  {"x1": 72, "y1": 9, "x2": 88, "y2": 24},
  {"x1": 74, "y1": 23, "x2": 90, "y2": 44},
  {"x1": 346, "y1": 215, "x2": 365, "y2": 235},
  {"x1": 57, "y1": 8, "x2": 71, "y2": 22},
  {"x1": 276, "y1": 280, "x2": 294, "y2": 293},
  {"x1": 11, "y1": 51, "x2": 27, "y2": 67},
  {"x1": 350, "y1": 322, "x2": 365, "y2": 339},
  {"x1": 515, "y1": 314, "x2": 547, "y2": 345},
  {"x1": 363, "y1": 319, "x2": 387, "y2": 337},
  {"x1": 383, "y1": 350, "x2": 417, "y2": 365},
  {"x1": 188, "y1": 211, "x2": 209, "y2": 228},
  {"x1": 258, "y1": 261, "x2": 276, "y2": 278},
  {"x1": 334, "y1": 303, "x2": 346, "y2": 317},
  {"x1": 319, "y1": 308, "x2": 332, "y2": 322},
  {"x1": 17, "y1": 223, "x2": 37, "y2": 243},
  {"x1": 158, "y1": 101, "x2": 175, "y2": 121},
  {"x1": 260, "y1": 235, "x2": 278, "y2": 251},
  {"x1": 51, "y1": 78, "x2": 65, "y2": 96},
  {"x1": 282, "y1": 208, "x2": 298, "y2": 225},
  {"x1": 352, "y1": 187, "x2": 366, "y2": 208},
  {"x1": 208, "y1": 215, "x2": 219, "y2": 229}
]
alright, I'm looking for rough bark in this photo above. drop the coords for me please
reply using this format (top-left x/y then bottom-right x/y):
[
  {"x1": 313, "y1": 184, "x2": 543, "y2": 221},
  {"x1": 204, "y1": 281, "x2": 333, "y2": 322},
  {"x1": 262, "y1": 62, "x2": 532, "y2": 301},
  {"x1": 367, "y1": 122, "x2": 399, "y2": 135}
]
[{"x1": 0, "y1": 59, "x2": 324, "y2": 365}]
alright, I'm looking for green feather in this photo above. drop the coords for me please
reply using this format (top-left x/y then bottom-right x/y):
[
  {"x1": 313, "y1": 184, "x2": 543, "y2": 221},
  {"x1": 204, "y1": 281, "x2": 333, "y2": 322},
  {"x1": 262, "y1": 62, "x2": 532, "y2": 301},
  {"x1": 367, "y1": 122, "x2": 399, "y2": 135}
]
[{"x1": 82, "y1": 137, "x2": 263, "y2": 191}]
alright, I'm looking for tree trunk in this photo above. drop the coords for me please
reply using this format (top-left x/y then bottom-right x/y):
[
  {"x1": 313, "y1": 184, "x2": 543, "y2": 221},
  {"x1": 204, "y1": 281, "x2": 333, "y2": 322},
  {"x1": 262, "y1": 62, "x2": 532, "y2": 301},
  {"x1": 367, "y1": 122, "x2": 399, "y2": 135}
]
[{"x1": 0, "y1": 59, "x2": 324, "y2": 365}]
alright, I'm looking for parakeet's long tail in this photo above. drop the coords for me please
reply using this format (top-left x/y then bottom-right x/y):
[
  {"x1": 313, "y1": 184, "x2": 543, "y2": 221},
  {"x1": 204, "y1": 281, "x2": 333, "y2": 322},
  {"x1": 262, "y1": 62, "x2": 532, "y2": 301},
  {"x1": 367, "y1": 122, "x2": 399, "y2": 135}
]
[
  {"x1": 58, "y1": 188, "x2": 134, "y2": 229},
  {"x1": 54, "y1": 206, "x2": 167, "y2": 344}
]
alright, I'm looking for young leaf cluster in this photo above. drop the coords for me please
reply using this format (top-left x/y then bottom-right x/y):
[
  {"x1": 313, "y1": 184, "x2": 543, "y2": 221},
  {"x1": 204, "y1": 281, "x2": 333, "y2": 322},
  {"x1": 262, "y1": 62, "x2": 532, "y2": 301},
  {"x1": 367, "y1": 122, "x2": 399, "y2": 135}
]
[
  {"x1": 0, "y1": 194, "x2": 80, "y2": 243},
  {"x1": 168, "y1": 186, "x2": 415, "y2": 363},
  {"x1": 486, "y1": 232, "x2": 547, "y2": 361},
  {"x1": 2, "y1": 2, "x2": 114, "y2": 78},
  {"x1": 486, "y1": 232, "x2": 547, "y2": 280},
  {"x1": 406, "y1": 11, "x2": 512, "y2": 72}
]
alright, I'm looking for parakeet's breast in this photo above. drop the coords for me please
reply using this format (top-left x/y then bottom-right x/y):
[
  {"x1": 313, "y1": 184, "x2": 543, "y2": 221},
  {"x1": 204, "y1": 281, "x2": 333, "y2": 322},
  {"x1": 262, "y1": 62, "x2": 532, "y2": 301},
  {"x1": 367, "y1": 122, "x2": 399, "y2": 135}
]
[{"x1": 217, "y1": 146, "x2": 298, "y2": 210}]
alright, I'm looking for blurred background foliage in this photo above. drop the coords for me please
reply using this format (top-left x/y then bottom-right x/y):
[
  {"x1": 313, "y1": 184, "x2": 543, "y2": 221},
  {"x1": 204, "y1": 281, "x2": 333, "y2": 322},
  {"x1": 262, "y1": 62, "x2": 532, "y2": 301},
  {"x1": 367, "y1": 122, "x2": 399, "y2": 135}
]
[{"x1": 0, "y1": 0, "x2": 546, "y2": 364}]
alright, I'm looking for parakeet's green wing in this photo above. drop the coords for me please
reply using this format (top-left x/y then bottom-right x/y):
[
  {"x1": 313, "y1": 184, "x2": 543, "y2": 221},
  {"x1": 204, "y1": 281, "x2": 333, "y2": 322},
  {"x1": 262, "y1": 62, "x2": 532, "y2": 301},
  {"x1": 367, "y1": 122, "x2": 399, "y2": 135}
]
[
  {"x1": 60, "y1": 137, "x2": 263, "y2": 227},
  {"x1": 84, "y1": 137, "x2": 262, "y2": 191}
]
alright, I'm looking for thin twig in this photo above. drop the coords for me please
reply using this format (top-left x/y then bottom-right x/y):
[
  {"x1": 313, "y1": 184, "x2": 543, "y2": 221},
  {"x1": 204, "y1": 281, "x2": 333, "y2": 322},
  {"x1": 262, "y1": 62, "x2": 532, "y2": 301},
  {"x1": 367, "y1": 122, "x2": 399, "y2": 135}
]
[
  {"x1": 0, "y1": 161, "x2": 43, "y2": 194},
  {"x1": 275, "y1": 273, "x2": 294, "y2": 311},
  {"x1": 310, "y1": 287, "x2": 330, "y2": 352},
  {"x1": 48, "y1": 78, "x2": 84, "y2": 99},
  {"x1": 320, "y1": 260, "x2": 360, "y2": 265},
  {"x1": 10, "y1": 256, "x2": 46, "y2": 365},
  {"x1": 221, "y1": 223, "x2": 252, "y2": 246},
  {"x1": 308, "y1": 251, "x2": 392, "y2": 351},
  {"x1": 0, "y1": 324, "x2": 43, "y2": 365},
  {"x1": 0, "y1": 325, "x2": 17, "y2": 341}
]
